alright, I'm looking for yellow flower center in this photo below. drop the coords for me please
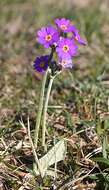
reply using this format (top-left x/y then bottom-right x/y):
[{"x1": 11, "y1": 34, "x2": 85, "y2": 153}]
[
  {"x1": 45, "y1": 34, "x2": 52, "y2": 41},
  {"x1": 63, "y1": 45, "x2": 69, "y2": 53},
  {"x1": 61, "y1": 24, "x2": 67, "y2": 30},
  {"x1": 40, "y1": 62, "x2": 45, "y2": 68}
]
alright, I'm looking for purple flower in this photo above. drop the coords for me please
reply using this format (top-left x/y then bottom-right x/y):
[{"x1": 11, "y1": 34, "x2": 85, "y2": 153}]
[
  {"x1": 59, "y1": 58, "x2": 73, "y2": 68},
  {"x1": 71, "y1": 27, "x2": 87, "y2": 45},
  {"x1": 55, "y1": 18, "x2": 72, "y2": 33},
  {"x1": 33, "y1": 55, "x2": 49, "y2": 73},
  {"x1": 56, "y1": 38, "x2": 78, "y2": 59},
  {"x1": 37, "y1": 26, "x2": 59, "y2": 48}
]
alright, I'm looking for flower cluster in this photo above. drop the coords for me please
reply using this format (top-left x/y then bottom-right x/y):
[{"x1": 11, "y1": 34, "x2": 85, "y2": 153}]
[{"x1": 34, "y1": 18, "x2": 86, "y2": 74}]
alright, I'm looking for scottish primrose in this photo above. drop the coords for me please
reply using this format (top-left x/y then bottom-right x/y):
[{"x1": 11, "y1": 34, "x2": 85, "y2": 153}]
[{"x1": 33, "y1": 18, "x2": 86, "y2": 151}]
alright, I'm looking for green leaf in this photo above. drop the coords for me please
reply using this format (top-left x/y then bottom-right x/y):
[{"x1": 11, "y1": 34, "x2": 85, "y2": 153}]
[
  {"x1": 34, "y1": 139, "x2": 67, "y2": 177},
  {"x1": 92, "y1": 157, "x2": 109, "y2": 166}
]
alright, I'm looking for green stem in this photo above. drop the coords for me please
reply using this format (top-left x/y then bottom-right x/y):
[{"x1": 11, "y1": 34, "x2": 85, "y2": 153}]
[
  {"x1": 34, "y1": 69, "x2": 48, "y2": 149},
  {"x1": 42, "y1": 75, "x2": 55, "y2": 150}
]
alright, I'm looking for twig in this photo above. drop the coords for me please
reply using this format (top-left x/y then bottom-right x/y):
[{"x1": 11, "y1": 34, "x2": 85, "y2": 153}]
[
  {"x1": 53, "y1": 135, "x2": 57, "y2": 180},
  {"x1": 27, "y1": 117, "x2": 43, "y2": 177},
  {"x1": 85, "y1": 147, "x2": 102, "y2": 159},
  {"x1": 57, "y1": 166, "x2": 96, "y2": 189},
  {"x1": 72, "y1": 166, "x2": 95, "y2": 186}
]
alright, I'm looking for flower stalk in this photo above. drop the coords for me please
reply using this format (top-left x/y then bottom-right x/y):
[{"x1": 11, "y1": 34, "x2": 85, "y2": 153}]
[
  {"x1": 42, "y1": 75, "x2": 55, "y2": 150},
  {"x1": 34, "y1": 69, "x2": 48, "y2": 149}
]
